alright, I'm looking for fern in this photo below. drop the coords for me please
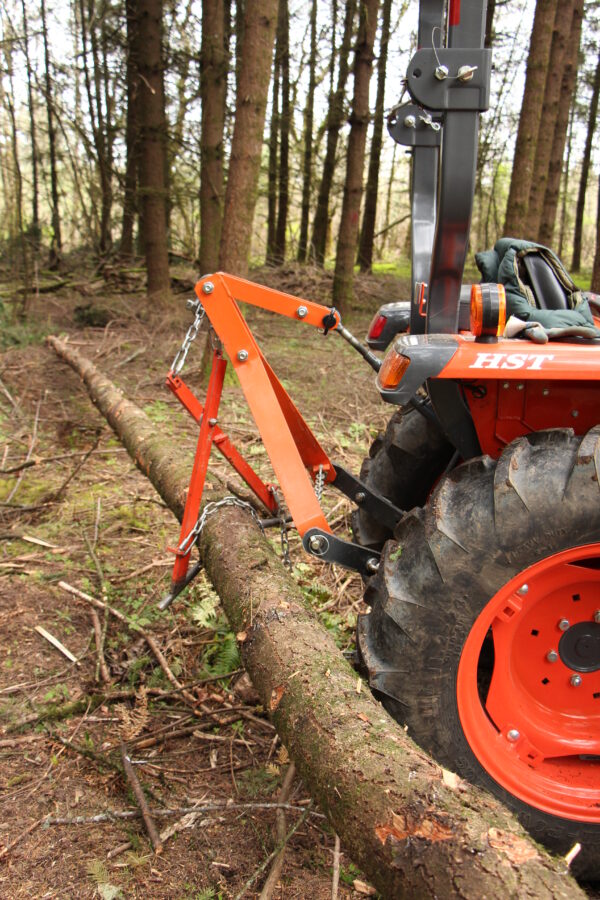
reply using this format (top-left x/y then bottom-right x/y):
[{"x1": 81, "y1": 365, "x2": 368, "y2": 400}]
[{"x1": 201, "y1": 632, "x2": 240, "y2": 678}]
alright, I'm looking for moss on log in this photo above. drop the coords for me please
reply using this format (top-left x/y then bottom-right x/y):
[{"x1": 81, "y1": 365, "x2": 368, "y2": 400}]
[{"x1": 48, "y1": 335, "x2": 585, "y2": 898}]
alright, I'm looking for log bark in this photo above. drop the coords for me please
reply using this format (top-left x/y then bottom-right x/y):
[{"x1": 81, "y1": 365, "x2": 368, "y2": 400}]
[{"x1": 48, "y1": 335, "x2": 585, "y2": 899}]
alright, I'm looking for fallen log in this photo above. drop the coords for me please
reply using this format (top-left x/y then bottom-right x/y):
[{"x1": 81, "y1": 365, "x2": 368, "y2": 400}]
[{"x1": 48, "y1": 335, "x2": 584, "y2": 898}]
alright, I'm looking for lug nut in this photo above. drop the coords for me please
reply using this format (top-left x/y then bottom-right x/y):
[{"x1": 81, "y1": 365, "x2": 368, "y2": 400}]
[
  {"x1": 546, "y1": 650, "x2": 558, "y2": 663},
  {"x1": 404, "y1": 114, "x2": 416, "y2": 128},
  {"x1": 208, "y1": 418, "x2": 218, "y2": 427},
  {"x1": 558, "y1": 618, "x2": 570, "y2": 631},
  {"x1": 355, "y1": 492, "x2": 366, "y2": 505},
  {"x1": 296, "y1": 305, "x2": 308, "y2": 319},
  {"x1": 570, "y1": 674, "x2": 582, "y2": 687},
  {"x1": 507, "y1": 729, "x2": 520, "y2": 742},
  {"x1": 237, "y1": 349, "x2": 249, "y2": 362},
  {"x1": 517, "y1": 584, "x2": 529, "y2": 596},
  {"x1": 435, "y1": 64, "x2": 449, "y2": 81},
  {"x1": 202, "y1": 281, "x2": 214, "y2": 294}
]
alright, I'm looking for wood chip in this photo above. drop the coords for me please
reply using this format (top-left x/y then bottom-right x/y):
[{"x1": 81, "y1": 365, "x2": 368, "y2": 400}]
[{"x1": 34, "y1": 625, "x2": 80, "y2": 665}]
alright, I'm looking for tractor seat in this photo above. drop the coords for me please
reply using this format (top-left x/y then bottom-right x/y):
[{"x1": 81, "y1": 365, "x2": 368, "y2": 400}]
[{"x1": 520, "y1": 254, "x2": 569, "y2": 311}]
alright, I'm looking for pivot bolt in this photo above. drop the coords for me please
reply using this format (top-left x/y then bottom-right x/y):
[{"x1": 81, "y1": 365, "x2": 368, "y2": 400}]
[
  {"x1": 558, "y1": 618, "x2": 570, "y2": 631},
  {"x1": 208, "y1": 418, "x2": 218, "y2": 427},
  {"x1": 355, "y1": 492, "x2": 366, "y2": 505},
  {"x1": 507, "y1": 729, "x2": 520, "y2": 742},
  {"x1": 297, "y1": 305, "x2": 308, "y2": 319},
  {"x1": 570, "y1": 674, "x2": 582, "y2": 687},
  {"x1": 435, "y1": 64, "x2": 449, "y2": 81},
  {"x1": 457, "y1": 64, "x2": 477, "y2": 82},
  {"x1": 517, "y1": 584, "x2": 529, "y2": 596},
  {"x1": 237, "y1": 349, "x2": 249, "y2": 362},
  {"x1": 594, "y1": 610, "x2": 600, "y2": 624},
  {"x1": 309, "y1": 534, "x2": 328, "y2": 554},
  {"x1": 366, "y1": 558, "x2": 380, "y2": 574},
  {"x1": 546, "y1": 650, "x2": 558, "y2": 663},
  {"x1": 202, "y1": 281, "x2": 214, "y2": 295},
  {"x1": 404, "y1": 114, "x2": 417, "y2": 128}
]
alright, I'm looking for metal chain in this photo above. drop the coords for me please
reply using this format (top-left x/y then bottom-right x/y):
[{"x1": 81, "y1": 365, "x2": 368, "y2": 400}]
[
  {"x1": 314, "y1": 464, "x2": 325, "y2": 503},
  {"x1": 171, "y1": 299, "x2": 206, "y2": 375},
  {"x1": 271, "y1": 489, "x2": 292, "y2": 569},
  {"x1": 178, "y1": 497, "x2": 265, "y2": 556}
]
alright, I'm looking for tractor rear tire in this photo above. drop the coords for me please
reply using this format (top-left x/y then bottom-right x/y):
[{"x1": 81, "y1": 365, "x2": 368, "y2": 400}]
[
  {"x1": 358, "y1": 428, "x2": 600, "y2": 881},
  {"x1": 352, "y1": 405, "x2": 454, "y2": 549}
]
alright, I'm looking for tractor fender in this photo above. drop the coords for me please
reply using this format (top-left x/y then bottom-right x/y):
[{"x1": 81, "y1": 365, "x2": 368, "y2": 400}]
[{"x1": 377, "y1": 334, "x2": 458, "y2": 405}]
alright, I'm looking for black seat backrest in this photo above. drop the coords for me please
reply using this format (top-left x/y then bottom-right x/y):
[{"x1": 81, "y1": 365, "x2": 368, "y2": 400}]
[{"x1": 521, "y1": 254, "x2": 569, "y2": 311}]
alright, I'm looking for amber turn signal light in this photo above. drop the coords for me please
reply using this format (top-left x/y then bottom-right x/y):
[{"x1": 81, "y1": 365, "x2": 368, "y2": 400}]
[
  {"x1": 470, "y1": 283, "x2": 506, "y2": 340},
  {"x1": 377, "y1": 347, "x2": 411, "y2": 390}
]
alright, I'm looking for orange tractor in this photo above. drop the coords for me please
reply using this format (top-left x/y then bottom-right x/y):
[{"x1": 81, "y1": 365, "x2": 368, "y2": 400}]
[{"x1": 163, "y1": 0, "x2": 599, "y2": 880}]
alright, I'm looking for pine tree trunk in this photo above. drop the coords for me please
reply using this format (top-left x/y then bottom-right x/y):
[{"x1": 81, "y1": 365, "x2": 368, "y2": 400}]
[
  {"x1": 48, "y1": 335, "x2": 587, "y2": 900},
  {"x1": 332, "y1": 0, "x2": 379, "y2": 311},
  {"x1": 311, "y1": 0, "x2": 356, "y2": 266},
  {"x1": 41, "y1": 0, "x2": 63, "y2": 269},
  {"x1": 558, "y1": 103, "x2": 575, "y2": 260},
  {"x1": 524, "y1": 0, "x2": 574, "y2": 240},
  {"x1": 273, "y1": 0, "x2": 289, "y2": 265},
  {"x1": 266, "y1": 4, "x2": 282, "y2": 265},
  {"x1": 592, "y1": 176, "x2": 600, "y2": 292},
  {"x1": 200, "y1": 0, "x2": 228, "y2": 274},
  {"x1": 538, "y1": 0, "x2": 583, "y2": 248},
  {"x1": 503, "y1": 0, "x2": 557, "y2": 237},
  {"x1": 138, "y1": 0, "x2": 171, "y2": 297},
  {"x1": 297, "y1": 0, "x2": 318, "y2": 263},
  {"x1": 571, "y1": 50, "x2": 600, "y2": 273},
  {"x1": 21, "y1": 0, "x2": 40, "y2": 252},
  {"x1": 120, "y1": 0, "x2": 140, "y2": 260},
  {"x1": 218, "y1": 0, "x2": 278, "y2": 274},
  {"x1": 357, "y1": 0, "x2": 391, "y2": 273}
]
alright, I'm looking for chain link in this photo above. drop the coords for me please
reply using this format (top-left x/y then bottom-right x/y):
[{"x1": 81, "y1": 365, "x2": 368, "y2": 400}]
[
  {"x1": 178, "y1": 497, "x2": 265, "y2": 556},
  {"x1": 171, "y1": 299, "x2": 206, "y2": 375},
  {"x1": 271, "y1": 489, "x2": 292, "y2": 569},
  {"x1": 314, "y1": 464, "x2": 325, "y2": 503}
]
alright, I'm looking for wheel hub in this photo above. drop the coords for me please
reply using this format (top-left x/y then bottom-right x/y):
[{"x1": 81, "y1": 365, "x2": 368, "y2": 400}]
[{"x1": 559, "y1": 621, "x2": 600, "y2": 673}]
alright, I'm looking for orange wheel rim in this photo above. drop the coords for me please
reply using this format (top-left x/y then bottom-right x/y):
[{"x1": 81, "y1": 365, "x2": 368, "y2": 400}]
[{"x1": 457, "y1": 544, "x2": 600, "y2": 822}]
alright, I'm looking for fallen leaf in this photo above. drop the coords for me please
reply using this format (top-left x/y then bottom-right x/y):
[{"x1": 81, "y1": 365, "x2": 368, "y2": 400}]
[{"x1": 269, "y1": 684, "x2": 285, "y2": 711}]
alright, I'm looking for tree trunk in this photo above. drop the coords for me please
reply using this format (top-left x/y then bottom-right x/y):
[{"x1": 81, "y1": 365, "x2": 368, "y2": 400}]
[
  {"x1": 593, "y1": 176, "x2": 600, "y2": 292},
  {"x1": 21, "y1": 0, "x2": 40, "y2": 252},
  {"x1": 138, "y1": 0, "x2": 171, "y2": 296},
  {"x1": 200, "y1": 0, "x2": 228, "y2": 274},
  {"x1": 266, "y1": 22, "x2": 281, "y2": 265},
  {"x1": 538, "y1": 0, "x2": 583, "y2": 248},
  {"x1": 273, "y1": 0, "x2": 289, "y2": 266},
  {"x1": 503, "y1": 0, "x2": 557, "y2": 237},
  {"x1": 524, "y1": 0, "x2": 574, "y2": 240},
  {"x1": 557, "y1": 102, "x2": 575, "y2": 260},
  {"x1": 356, "y1": 0, "x2": 391, "y2": 273},
  {"x1": 297, "y1": 0, "x2": 318, "y2": 263},
  {"x1": 48, "y1": 335, "x2": 586, "y2": 900},
  {"x1": 120, "y1": 0, "x2": 140, "y2": 260},
  {"x1": 332, "y1": 0, "x2": 379, "y2": 311},
  {"x1": 219, "y1": 0, "x2": 278, "y2": 274},
  {"x1": 41, "y1": 0, "x2": 63, "y2": 270},
  {"x1": 311, "y1": 0, "x2": 356, "y2": 266},
  {"x1": 571, "y1": 50, "x2": 600, "y2": 273}
]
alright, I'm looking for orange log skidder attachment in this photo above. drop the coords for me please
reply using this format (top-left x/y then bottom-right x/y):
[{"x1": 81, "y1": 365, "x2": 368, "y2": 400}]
[{"x1": 160, "y1": 273, "x2": 400, "y2": 610}]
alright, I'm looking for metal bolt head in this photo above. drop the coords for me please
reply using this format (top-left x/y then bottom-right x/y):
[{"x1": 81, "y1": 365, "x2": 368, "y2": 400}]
[
  {"x1": 296, "y1": 305, "x2": 308, "y2": 319},
  {"x1": 594, "y1": 610, "x2": 600, "y2": 624},
  {"x1": 546, "y1": 650, "x2": 558, "y2": 663},
  {"x1": 208, "y1": 418, "x2": 218, "y2": 427},
  {"x1": 366, "y1": 558, "x2": 380, "y2": 574},
  {"x1": 202, "y1": 281, "x2": 214, "y2": 295},
  {"x1": 404, "y1": 114, "x2": 417, "y2": 128},
  {"x1": 435, "y1": 64, "x2": 449, "y2": 81},
  {"x1": 517, "y1": 584, "x2": 529, "y2": 596},
  {"x1": 542, "y1": 388, "x2": 550, "y2": 396},
  {"x1": 457, "y1": 64, "x2": 477, "y2": 82},
  {"x1": 309, "y1": 534, "x2": 328, "y2": 554},
  {"x1": 517, "y1": 383, "x2": 524, "y2": 391},
  {"x1": 237, "y1": 349, "x2": 249, "y2": 362},
  {"x1": 355, "y1": 492, "x2": 366, "y2": 505},
  {"x1": 570, "y1": 674, "x2": 582, "y2": 687},
  {"x1": 558, "y1": 618, "x2": 570, "y2": 631},
  {"x1": 572, "y1": 409, "x2": 579, "y2": 418},
  {"x1": 507, "y1": 729, "x2": 520, "y2": 742}
]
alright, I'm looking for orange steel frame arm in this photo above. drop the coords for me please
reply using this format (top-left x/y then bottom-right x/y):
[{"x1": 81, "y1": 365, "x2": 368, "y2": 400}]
[{"x1": 164, "y1": 273, "x2": 343, "y2": 596}]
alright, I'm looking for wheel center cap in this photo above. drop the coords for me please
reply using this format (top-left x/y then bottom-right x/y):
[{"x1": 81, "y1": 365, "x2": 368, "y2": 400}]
[{"x1": 558, "y1": 621, "x2": 600, "y2": 673}]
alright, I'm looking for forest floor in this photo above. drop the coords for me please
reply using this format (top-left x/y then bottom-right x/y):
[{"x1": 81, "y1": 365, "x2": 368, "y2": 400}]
[{"x1": 0, "y1": 262, "x2": 405, "y2": 900}]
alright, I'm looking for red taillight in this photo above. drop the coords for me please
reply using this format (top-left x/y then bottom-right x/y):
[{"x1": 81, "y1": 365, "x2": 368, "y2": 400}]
[{"x1": 368, "y1": 314, "x2": 387, "y2": 340}]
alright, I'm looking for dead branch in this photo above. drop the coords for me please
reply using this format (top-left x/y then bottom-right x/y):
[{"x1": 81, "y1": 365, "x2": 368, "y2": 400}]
[
  {"x1": 259, "y1": 762, "x2": 296, "y2": 900},
  {"x1": 119, "y1": 740, "x2": 163, "y2": 854},
  {"x1": 48, "y1": 335, "x2": 586, "y2": 899}
]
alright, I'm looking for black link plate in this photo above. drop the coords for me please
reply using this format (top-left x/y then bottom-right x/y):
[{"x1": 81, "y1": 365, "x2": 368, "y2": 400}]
[{"x1": 302, "y1": 528, "x2": 380, "y2": 577}]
